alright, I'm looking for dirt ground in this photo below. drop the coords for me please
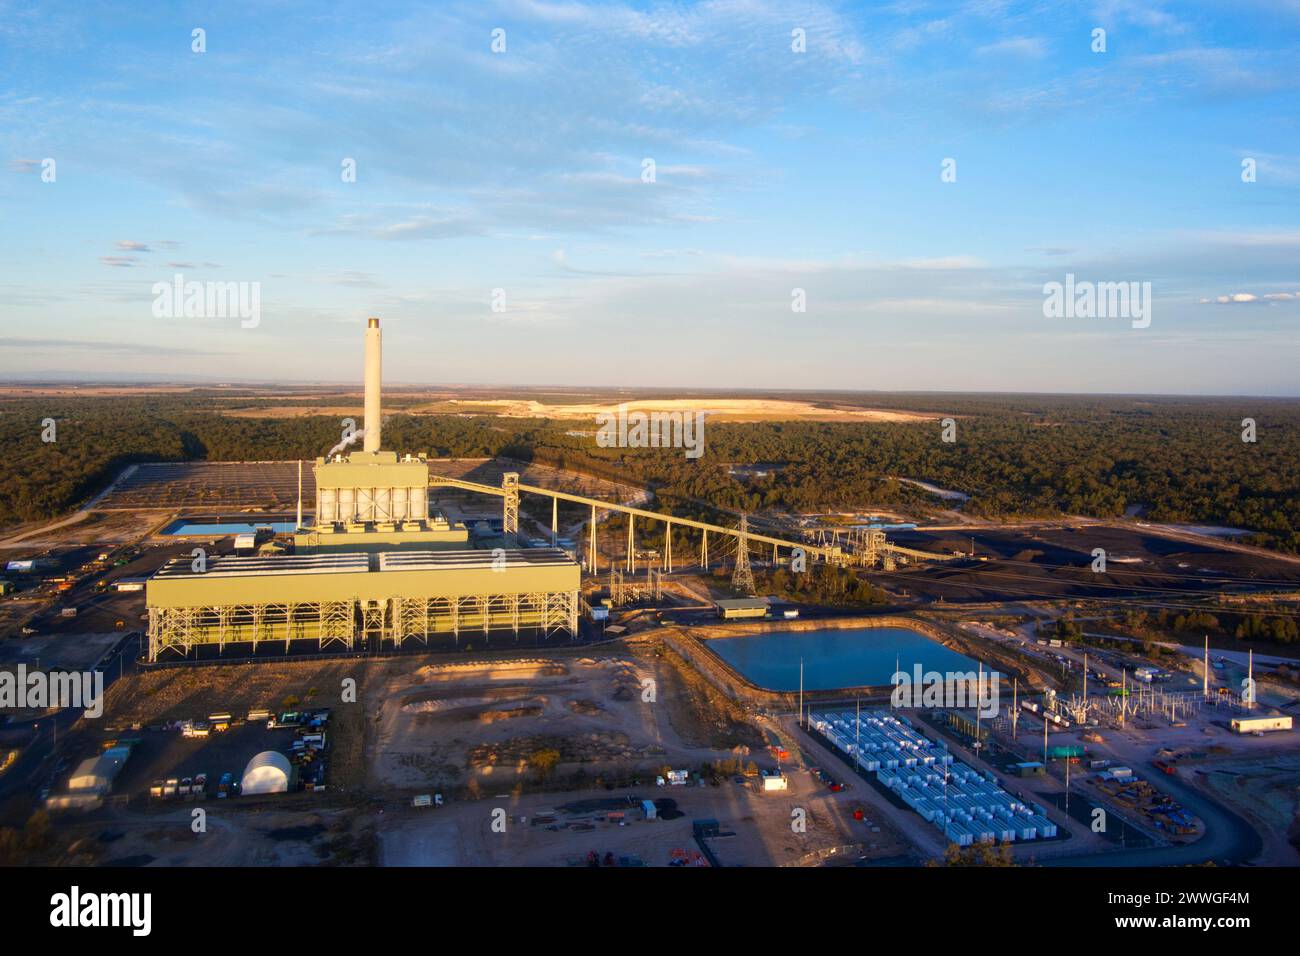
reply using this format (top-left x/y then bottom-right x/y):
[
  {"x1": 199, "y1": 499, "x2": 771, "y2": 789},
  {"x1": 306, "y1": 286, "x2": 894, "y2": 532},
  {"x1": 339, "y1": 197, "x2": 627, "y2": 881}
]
[
  {"x1": 92, "y1": 640, "x2": 771, "y2": 807},
  {"x1": 370, "y1": 643, "x2": 764, "y2": 796},
  {"x1": 0, "y1": 509, "x2": 163, "y2": 550},
  {"x1": 378, "y1": 772, "x2": 907, "y2": 866},
  {"x1": 101, "y1": 657, "x2": 370, "y2": 790},
  {"x1": 23, "y1": 643, "x2": 911, "y2": 866},
  {"x1": 49, "y1": 804, "x2": 379, "y2": 867},
  {"x1": 1194, "y1": 756, "x2": 1300, "y2": 865}
]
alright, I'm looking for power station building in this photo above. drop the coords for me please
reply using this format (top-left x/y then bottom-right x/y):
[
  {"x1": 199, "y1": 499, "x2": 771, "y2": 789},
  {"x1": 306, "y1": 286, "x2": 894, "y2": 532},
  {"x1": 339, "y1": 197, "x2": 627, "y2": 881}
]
[{"x1": 146, "y1": 318, "x2": 580, "y2": 661}]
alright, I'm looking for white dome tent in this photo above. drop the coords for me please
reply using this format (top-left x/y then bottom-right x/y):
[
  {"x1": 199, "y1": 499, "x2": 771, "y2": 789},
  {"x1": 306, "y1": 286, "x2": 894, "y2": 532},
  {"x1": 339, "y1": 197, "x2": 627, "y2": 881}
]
[{"x1": 240, "y1": 751, "x2": 293, "y2": 795}]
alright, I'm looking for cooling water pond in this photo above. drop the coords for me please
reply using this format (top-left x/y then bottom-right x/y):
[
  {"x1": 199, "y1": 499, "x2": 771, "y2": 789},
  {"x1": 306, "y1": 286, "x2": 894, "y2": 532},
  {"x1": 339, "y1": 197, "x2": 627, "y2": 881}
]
[{"x1": 706, "y1": 626, "x2": 980, "y2": 691}]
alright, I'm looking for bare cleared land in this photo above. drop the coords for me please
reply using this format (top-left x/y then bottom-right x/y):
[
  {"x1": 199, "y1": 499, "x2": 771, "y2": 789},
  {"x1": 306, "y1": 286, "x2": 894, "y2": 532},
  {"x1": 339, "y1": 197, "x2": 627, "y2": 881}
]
[{"x1": 220, "y1": 397, "x2": 939, "y2": 423}]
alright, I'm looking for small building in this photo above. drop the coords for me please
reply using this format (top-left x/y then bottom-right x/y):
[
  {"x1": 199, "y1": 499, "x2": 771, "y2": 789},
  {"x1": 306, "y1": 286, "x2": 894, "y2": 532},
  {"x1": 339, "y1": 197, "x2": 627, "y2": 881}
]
[
  {"x1": 112, "y1": 577, "x2": 148, "y2": 592},
  {"x1": 641, "y1": 799, "x2": 657, "y2": 820},
  {"x1": 241, "y1": 750, "x2": 293, "y2": 795},
  {"x1": 1230, "y1": 715, "x2": 1292, "y2": 734},
  {"x1": 756, "y1": 770, "x2": 789, "y2": 792},
  {"x1": 714, "y1": 597, "x2": 769, "y2": 620},
  {"x1": 1011, "y1": 761, "x2": 1045, "y2": 777},
  {"x1": 68, "y1": 745, "x2": 132, "y2": 795}
]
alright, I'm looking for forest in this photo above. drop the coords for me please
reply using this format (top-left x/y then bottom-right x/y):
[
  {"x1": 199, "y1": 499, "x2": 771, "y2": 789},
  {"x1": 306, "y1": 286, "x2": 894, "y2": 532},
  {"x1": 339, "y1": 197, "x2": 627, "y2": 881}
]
[{"x1": 2, "y1": 392, "x2": 1298, "y2": 556}]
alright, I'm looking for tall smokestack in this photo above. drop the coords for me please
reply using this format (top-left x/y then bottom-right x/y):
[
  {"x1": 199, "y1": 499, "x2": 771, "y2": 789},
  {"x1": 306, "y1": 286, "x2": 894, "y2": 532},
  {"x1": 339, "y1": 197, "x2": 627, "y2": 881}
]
[{"x1": 364, "y1": 317, "x2": 381, "y2": 453}]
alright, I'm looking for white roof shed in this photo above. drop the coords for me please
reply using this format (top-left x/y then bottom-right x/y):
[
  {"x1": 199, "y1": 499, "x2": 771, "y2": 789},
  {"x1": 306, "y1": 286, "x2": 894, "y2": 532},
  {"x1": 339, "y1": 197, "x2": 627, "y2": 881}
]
[{"x1": 240, "y1": 750, "x2": 293, "y2": 795}]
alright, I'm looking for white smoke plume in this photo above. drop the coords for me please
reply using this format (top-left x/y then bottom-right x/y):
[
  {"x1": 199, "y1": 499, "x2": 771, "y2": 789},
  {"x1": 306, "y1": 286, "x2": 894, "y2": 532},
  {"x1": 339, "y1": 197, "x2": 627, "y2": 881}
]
[{"x1": 327, "y1": 429, "x2": 365, "y2": 457}]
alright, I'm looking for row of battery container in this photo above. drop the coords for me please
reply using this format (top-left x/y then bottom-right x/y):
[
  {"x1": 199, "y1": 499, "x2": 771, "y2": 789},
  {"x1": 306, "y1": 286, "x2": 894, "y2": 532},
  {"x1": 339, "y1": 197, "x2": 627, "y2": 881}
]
[{"x1": 809, "y1": 710, "x2": 1058, "y2": 847}]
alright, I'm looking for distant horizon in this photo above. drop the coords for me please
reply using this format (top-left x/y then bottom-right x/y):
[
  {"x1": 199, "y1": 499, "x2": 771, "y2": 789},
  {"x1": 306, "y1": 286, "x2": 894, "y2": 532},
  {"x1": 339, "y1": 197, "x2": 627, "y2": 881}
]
[{"x1": 2, "y1": 371, "x2": 1297, "y2": 401}]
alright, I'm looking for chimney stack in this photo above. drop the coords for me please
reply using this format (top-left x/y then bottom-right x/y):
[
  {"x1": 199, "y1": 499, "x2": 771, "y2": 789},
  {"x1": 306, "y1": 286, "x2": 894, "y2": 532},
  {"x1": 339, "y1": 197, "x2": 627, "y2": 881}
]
[{"x1": 364, "y1": 317, "x2": 381, "y2": 453}]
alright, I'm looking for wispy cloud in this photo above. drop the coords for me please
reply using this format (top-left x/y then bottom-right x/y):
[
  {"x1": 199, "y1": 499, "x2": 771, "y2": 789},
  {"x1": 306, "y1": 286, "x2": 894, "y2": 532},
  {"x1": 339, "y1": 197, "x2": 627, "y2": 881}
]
[{"x1": 1200, "y1": 291, "x2": 1300, "y2": 304}]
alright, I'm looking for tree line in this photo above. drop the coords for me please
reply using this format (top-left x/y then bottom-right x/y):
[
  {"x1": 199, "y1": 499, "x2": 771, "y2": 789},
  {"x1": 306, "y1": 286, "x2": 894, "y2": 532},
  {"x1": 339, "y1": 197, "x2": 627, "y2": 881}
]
[{"x1": 2, "y1": 394, "x2": 1297, "y2": 558}]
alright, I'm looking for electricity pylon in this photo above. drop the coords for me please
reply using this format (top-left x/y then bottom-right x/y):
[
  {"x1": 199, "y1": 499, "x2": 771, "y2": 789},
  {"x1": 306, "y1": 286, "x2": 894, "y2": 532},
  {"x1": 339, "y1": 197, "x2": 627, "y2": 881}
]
[{"x1": 732, "y1": 515, "x2": 755, "y2": 594}]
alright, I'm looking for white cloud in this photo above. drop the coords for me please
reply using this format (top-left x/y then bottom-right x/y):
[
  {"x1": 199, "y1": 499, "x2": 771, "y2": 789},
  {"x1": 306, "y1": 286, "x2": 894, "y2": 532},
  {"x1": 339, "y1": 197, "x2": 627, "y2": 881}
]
[
  {"x1": 975, "y1": 37, "x2": 1047, "y2": 59},
  {"x1": 1199, "y1": 291, "x2": 1300, "y2": 304}
]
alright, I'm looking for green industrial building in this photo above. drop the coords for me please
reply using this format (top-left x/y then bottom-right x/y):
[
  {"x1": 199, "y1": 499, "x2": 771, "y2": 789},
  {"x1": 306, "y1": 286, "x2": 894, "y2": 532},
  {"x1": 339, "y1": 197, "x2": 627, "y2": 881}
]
[
  {"x1": 145, "y1": 317, "x2": 579, "y2": 661},
  {"x1": 146, "y1": 548, "x2": 579, "y2": 659}
]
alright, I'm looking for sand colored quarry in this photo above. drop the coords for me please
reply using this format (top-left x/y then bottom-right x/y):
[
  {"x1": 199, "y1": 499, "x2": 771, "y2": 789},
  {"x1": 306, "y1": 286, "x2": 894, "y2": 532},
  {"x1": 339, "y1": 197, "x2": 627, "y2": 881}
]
[
  {"x1": 435, "y1": 397, "x2": 937, "y2": 423},
  {"x1": 221, "y1": 404, "x2": 370, "y2": 419},
  {"x1": 215, "y1": 396, "x2": 938, "y2": 423}
]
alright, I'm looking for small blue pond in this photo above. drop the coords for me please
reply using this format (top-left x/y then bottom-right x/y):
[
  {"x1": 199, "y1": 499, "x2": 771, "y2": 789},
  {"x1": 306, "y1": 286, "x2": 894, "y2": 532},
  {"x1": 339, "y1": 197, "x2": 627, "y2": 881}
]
[{"x1": 163, "y1": 519, "x2": 300, "y2": 536}]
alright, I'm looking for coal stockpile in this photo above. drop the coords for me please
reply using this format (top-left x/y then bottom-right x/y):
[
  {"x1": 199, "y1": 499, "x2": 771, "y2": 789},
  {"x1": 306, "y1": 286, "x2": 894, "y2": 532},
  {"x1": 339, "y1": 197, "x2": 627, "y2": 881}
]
[{"x1": 872, "y1": 524, "x2": 1300, "y2": 605}]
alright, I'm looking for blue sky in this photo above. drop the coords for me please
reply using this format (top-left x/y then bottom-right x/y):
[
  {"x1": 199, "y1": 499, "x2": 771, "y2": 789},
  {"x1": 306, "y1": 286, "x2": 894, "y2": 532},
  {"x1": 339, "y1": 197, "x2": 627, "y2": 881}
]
[{"x1": 2, "y1": 0, "x2": 1298, "y2": 393}]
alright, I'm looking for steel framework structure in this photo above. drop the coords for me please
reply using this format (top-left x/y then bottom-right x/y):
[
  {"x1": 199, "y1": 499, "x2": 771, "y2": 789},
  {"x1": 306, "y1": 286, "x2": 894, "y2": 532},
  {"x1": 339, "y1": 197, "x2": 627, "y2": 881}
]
[
  {"x1": 427, "y1": 472, "x2": 956, "y2": 569},
  {"x1": 148, "y1": 588, "x2": 578, "y2": 660}
]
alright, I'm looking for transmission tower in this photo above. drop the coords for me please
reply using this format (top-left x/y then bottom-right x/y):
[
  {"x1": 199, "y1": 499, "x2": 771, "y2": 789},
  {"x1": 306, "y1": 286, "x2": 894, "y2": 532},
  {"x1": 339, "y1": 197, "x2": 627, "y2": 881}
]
[{"x1": 732, "y1": 515, "x2": 755, "y2": 594}]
